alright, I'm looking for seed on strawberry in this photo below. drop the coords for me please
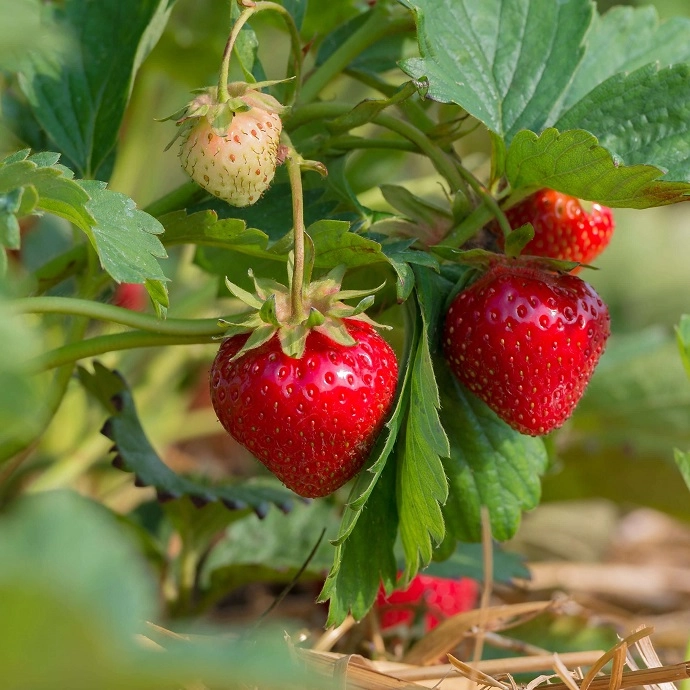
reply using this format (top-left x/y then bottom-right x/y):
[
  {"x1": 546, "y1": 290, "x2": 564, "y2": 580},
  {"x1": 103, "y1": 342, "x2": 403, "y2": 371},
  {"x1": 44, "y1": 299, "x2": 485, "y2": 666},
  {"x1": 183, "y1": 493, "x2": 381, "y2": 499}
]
[
  {"x1": 210, "y1": 319, "x2": 398, "y2": 498},
  {"x1": 498, "y1": 189, "x2": 614, "y2": 266},
  {"x1": 443, "y1": 260, "x2": 610, "y2": 436}
]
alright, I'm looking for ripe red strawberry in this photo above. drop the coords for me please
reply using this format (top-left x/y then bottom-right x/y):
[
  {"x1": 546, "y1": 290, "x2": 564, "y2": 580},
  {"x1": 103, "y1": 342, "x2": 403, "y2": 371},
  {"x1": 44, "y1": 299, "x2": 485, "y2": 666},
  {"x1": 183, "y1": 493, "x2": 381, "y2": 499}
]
[
  {"x1": 210, "y1": 319, "x2": 398, "y2": 498},
  {"x1": 167, "y1": 83, "x2": 285, "y2": 207},
  {"x1": 500, "y1": 189, "x2": 614, "y2": 266},
  {"x1": 112, "y1": 283, "x2": 147, "y2": 312},
  {"x1": 443, "y1": 260, "x2": 610, "y2": 436},
  {"x1": 376, "y1": 575, "x2": 478, "y2": 632}
]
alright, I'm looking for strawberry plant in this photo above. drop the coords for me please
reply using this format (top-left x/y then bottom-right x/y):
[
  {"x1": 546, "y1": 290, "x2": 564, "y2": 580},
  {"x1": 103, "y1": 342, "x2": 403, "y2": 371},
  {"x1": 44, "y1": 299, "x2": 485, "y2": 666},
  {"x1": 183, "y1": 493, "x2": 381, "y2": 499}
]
[{"x1": 2, "y1": 0, "x2": 690, "y2": 686}]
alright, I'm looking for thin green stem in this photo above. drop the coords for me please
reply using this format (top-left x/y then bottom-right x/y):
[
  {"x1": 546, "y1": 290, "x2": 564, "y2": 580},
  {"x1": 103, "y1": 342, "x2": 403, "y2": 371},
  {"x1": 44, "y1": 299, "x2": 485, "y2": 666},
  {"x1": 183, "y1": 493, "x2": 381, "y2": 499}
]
[
  {"x1": 443, "y1": 205, "x2": 494, "y2": 248},
  {"x1": 373, "y1": 112, "x2": 466, "y2": 194},
  {"x1": 327, "y1": 134, "x2": 417, "y2": 153},
  {"x1": 298, "y1": 10, "x2": 414, "y2": 105},
  {"x1": 454, "y1": 164, "x2": 512, "y2": 239},
  {"x1": 287, "y1": 101, "x2": 466, "y2": 193},
  {"x1": 218, "y1": 5, "x2": 260, "y2": 102},
  {"x1": 285, "y1": 150, "x2": 306, "y2": 322},
  {"x1": 217, "y1": 1, "x2": 302, "y2": 105},
  {"x1": 31, "y1": 331, "x2": 216, "y2": 372},
  {"x1": 143, "y1": 181, "x2": 209, "y2": 218},
  {"x1": 14, "y1": 296, "x2": 227, "y2": 336}
]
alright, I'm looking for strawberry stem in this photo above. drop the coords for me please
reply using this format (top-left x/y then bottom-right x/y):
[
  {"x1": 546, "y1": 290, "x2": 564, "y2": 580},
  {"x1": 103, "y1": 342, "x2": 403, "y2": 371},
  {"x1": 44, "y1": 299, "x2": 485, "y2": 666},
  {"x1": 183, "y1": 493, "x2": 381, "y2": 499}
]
[
  {"x1": 217, "y1": 1, "x2": 302, "y2": 105},
  {"x1": 285, "y1": 146, "x2": 307, "y2": 323},
  {"x1": 452, "y1": 163, "x2": 513, "y2": 241}
]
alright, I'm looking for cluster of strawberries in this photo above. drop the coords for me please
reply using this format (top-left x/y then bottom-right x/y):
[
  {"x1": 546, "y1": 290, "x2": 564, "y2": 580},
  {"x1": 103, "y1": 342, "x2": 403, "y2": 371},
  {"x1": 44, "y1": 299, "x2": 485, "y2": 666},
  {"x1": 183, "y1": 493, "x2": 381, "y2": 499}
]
[{"x1": 161, "y1": 84, "x2": 616, "y2": 498}]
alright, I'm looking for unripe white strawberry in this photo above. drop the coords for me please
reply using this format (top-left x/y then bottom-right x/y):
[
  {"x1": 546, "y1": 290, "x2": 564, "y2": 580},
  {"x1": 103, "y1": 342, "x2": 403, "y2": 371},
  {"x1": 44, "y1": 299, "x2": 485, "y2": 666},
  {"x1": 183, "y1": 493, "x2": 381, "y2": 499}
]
[{"x1": 166, "y1": 82, "x2": 286, "y2": 207}]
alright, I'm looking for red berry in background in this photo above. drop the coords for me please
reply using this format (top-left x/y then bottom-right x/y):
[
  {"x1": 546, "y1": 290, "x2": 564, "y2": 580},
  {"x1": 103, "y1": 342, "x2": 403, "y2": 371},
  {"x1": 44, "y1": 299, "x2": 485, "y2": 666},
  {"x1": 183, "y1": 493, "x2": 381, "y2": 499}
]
[
  {"x1": 209, "y1": 319, "x2": 398, "y2": 498},
  {"x1": 376, "y1": 575, "x2": 479, "y2": 631},
  {"x1": 500, "y1": 189, "x2": 614, "y2": 267},
  {"x1": 443, "y1": 261, "x2": 610, "y2": 436},
  {"x1": 112, "y1": 283, "x2": 147, "y2": 312}
]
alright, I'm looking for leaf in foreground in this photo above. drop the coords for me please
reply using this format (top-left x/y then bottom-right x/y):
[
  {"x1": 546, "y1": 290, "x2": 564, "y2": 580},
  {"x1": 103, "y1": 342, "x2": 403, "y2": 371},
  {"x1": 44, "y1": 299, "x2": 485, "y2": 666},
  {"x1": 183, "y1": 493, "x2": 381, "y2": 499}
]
[
  {"x1": 506, "y1": 128, "x2": 690, "y2": 208},
  {"x1": 401, "y1": 0, "x2": 690, "y2": 191},
  {"x1": 0, "y1": 491, "x2": 313, "y2": 690},
  {"x1": 438, "y1": 361, "x2": 548, "y2": 542},
  {"x1": 81, "y1": 362, "x2": 297, "y2": 517},
  {"x1": 397, "y1": 269, "x2": 449, "y2": 579}
]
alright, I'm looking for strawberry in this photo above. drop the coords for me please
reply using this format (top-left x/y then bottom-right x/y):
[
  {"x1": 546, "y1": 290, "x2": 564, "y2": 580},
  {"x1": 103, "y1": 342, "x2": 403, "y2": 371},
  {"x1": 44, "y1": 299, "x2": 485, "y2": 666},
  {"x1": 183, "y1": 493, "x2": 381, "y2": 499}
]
[
  {"x1": 167, "y1": 82, "x2": 286, "y2": 207},
  {"x1": 210, "y1": 319, "x2": 397, "y2": 498},
  {"x1": 112, "y1": 283, "x2": 147, "y2": 312},
  {"x1": 500, "y1": 189, "x2": 614, "y2": 266},
  {"x1": 443, "y1": 260, "x2": 610, "y2": 436},
  {"x1": 376, "y1": 575, "x2": 478, "y2": 632}
]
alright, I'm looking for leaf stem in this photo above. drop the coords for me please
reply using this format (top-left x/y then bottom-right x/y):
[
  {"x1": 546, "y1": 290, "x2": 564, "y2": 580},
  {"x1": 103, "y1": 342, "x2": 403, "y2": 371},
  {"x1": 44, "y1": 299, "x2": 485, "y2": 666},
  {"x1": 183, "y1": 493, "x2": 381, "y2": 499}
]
[
  {"x1": 288, "y1": 102, "x2": 465, "y2": 193},
  {"x1": 374, "y1": 112, "x2": 465, "y2": 194},
  {"x1": 454, "y1": 164, "x2": 512, "y2": 239},
  {"x1": 217, "y1": 1, "x2": 303, "y2": 104},
  {"x1": 143, "y1": 181, "x2": 209, "y2": 218},
  {"x1": 443, "y1": 205, "x2": 494, "y2": 248},
  {"x1": 31, "y1": 331, "x2": 217, "y2": 372},
  {"x1": 284, "y1": 146, "x2": 307, "y2": 322},
  {"x1": 298, "y1": 9, "x2": 414, "y2": 105},
  {"x1": 14, "y1": 296, "x2": 227, "y2": 336}
]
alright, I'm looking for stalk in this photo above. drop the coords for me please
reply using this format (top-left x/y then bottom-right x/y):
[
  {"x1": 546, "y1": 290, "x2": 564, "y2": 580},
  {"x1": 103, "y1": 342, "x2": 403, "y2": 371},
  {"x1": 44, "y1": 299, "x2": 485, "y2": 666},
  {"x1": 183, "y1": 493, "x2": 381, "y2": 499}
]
[
  {"x1": 217, "y1": 1, "x2": 303, "y2": 105},
  {"x1": 30, "y1": 331, "x2": 217, "y2": 373},
  {"x1": 284, "y1": 148, "x2": 307, "y2": 322},
  {"x1": 13, "y1": 296, "x2": 227, "y2": 336},
  {"x1": 298, "y1": 10, "x2": 414, "y2": 105}
]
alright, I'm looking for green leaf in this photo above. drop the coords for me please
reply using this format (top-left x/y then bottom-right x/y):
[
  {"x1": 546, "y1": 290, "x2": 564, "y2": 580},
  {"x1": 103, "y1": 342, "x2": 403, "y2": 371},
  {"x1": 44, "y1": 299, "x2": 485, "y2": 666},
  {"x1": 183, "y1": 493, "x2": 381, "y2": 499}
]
[
  {"x1": 77, "y1": 180, "x2": 169, "y2": 289},
  {"x1": 320, "y1": 457, "x2": 398, "y2": 626},
  {"x1": 561, "y1": 6, "x2": 690, "y2": 112},
  {"x1": 316, "y1": 6, "x2": 410, "y2": 75},
  {"x1": 397, "y1": 268, "x2": 450, "y2": 578},
  {"x1": 229, "y1": 0, "x2": 258, "y2": 80},
  {"x1": 161, "y1": 209, "x2": 269, "y2": 252},
  {"x1": 504, "y1": 223, "x2": 535, "y2": 258},
  {"x1": 0, "y1": 0, "x2": 70, "y2": 72},
  {"x1": 82, "y1": 363, "x2": 296, "y2": 517},
  {"x1": 310, "y1": 219, "x2": 389, "y2": 268},
  {"x1": 401, "y1": 0, "x2": 690, "y2": 188},
  {"x1": 326, "y1": 82, "x2": 418, "y2": 135},
  {"x1": 573, "y1": 330, "x2": 690, "y2": 455},
  {"x1": 319, "y1": 298, "x2": 421, "y2": 625},
  {"x1": 199, "y1": 500, "x2": 339, "y2": 611},
  {"x1": 427, "y1": 541, "x2": 530, "y2": 583},
  {"x1": 189, "y1": 183, "x2": 336, "y2": 244},
  {"x1": 555, "y1": 63, "x2": 690, "y2": 183},
  {"x1": 399, "y1": 0, "x2": 593, "y2": 142},
  {"x1": 506, "y1": 129, "x2": 690, "y2": 208},
  {"x1": 18, "y1": 0, "x2": 175, "y2": 179},
  {"x1": 0, "y1": 491, "x2": 314, "y2": 690},
  {"x1": 0, "y1": 150, "x2": 95, "y2": 230},
  {"x1": 676, "y1": 315, "x2": 690, "y2": 379},
  {"x1": 438, "y1": 363, "x2": 549, "y2": 542}
]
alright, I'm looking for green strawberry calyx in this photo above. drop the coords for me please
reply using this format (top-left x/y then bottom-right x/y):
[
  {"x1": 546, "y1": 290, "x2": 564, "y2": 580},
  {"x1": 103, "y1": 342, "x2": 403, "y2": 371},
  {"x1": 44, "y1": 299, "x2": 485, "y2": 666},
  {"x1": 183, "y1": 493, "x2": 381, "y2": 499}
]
[
  {"x1": 218, "y1": 259, "x2": 389, "y2": 361},
  {"x1": 161, "y1": 79, "x2": 292, "y2": 150}
]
